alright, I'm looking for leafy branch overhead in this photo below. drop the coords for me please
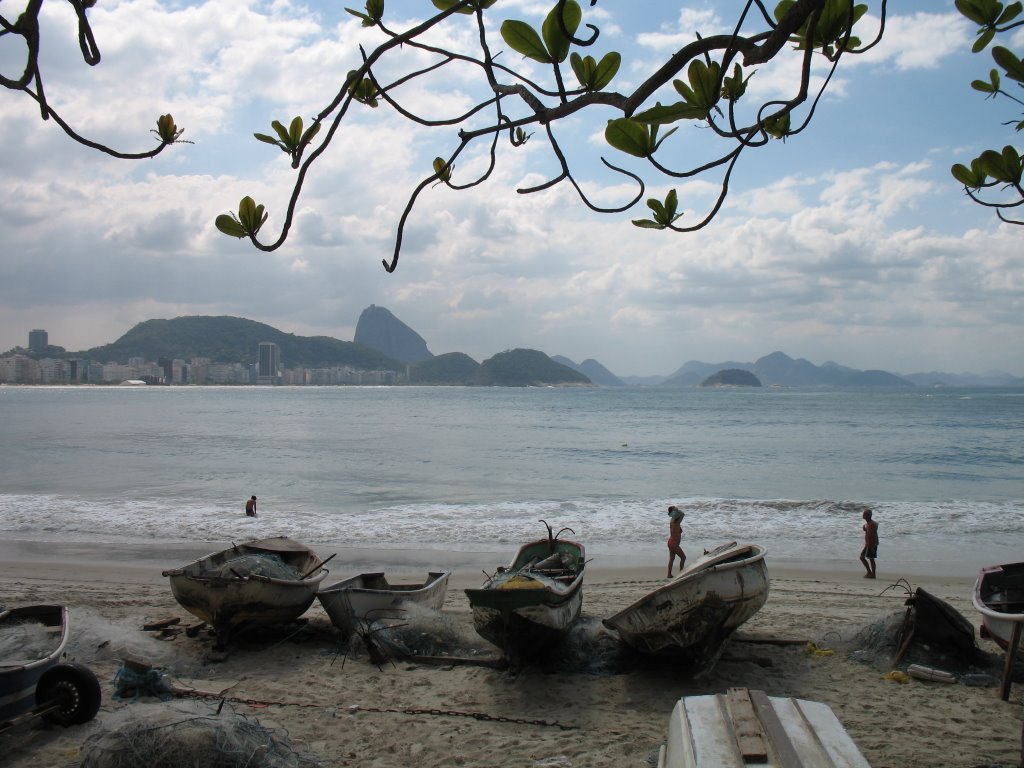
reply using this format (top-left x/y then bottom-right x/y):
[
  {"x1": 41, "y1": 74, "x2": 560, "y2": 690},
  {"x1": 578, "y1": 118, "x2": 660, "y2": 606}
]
[
  {"x1": 2, "y1": 0, "x2": 891, "y2": 268},
  {"x1": 951, "y1": 0, "x2": 1024, "y2": 225}
]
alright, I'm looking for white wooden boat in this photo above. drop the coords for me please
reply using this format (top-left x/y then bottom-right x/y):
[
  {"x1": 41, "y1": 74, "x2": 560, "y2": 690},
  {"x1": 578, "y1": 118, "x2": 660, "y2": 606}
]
[
  {"x1": 465, "y1": 522, "x2": 585, "y2": 660},
  {"x1": 318, "y1": 571, "x2": 451, "y2": 637},
  {"x1": 972, "y1": 561, "x2": 1024, "y2": 651},
  {"x1": 162, "y1": 536, "x2": 329, "y2": 647},
  {"x1": 603, "y1": 542, "x2": 768, "y2": 668},
  {"x1": 658, "y1": 688, "x2": 870, "y2": 767},
  {"x1": 0, "y1": 605, "x2": 101, "y2": 729},
  {"x1": 972, "y1": 560, "x2": 1024, "y2": 700}
]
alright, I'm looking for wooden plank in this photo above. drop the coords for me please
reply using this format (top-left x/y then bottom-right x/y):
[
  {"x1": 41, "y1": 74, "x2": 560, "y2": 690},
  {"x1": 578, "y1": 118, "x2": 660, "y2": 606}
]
[
  {"x1": 1000, "y1": 620, "x2": 1022, "y2": 701},
  {"x1": 143, "y1": 616, "x2": 181, "y2": 631},
  {"x1": 749, "y1": 689, "x2": 805, "y2": 768},
  {"x1": 727, "y1": 688, "x2": 768, "y2": 764}
]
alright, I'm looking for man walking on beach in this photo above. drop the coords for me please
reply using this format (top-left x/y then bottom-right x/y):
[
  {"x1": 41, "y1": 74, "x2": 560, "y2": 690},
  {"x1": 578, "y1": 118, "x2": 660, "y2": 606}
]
[
  {"x1": 859, "y1": 508, "x2": 878, "y2": 578},
  {"x1": 245, "y1": 495, "x2": 258, "y2": 517},
  {"x1": 667, "y1": 505, "x2": 686, "y2": 578}
]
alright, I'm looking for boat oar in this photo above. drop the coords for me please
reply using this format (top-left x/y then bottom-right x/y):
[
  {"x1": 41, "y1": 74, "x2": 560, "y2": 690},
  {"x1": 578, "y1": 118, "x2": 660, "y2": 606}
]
[{"x1": 302, "y1": 552, "x2": 336, "y2": 579}]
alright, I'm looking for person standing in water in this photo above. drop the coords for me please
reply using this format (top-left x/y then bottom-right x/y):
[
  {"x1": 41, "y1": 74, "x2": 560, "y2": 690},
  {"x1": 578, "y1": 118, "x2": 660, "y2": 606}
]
[
  {"x1": 666, "y1": 505, "x2": 686, "y2": 578},
  {"x1": 245, "y1": 495, "x2": 258, "y2": 517},
  {"x1": 859, "y1": 508, "x2": 878, "y2": 578}
]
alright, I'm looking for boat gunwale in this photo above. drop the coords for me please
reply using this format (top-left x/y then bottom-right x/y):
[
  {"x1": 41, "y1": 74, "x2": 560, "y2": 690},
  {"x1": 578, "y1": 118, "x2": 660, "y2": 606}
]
[
  {"x1": 0, "y1": 604, "x2": 69, "y2": 676},
  {"x1": 972, "y1": 563, "x2": 1024, "y2": 623}
]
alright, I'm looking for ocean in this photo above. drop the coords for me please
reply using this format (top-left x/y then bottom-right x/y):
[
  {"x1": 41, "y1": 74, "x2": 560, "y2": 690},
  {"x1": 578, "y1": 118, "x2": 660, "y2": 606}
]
[{"x1": 0, "y1": 384, "x2": 1021, "y2": 576}]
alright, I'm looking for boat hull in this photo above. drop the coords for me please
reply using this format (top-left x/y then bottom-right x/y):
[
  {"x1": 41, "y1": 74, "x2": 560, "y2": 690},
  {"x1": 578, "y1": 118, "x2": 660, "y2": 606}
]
[
  {"x1": 318, "y1": 571, "x2": 450, "y2": 636},
  {"x1": 162, "y1": 537, "x2": 327, "y2": 643},
  {"x1": 604, "y1": 543, "x2": 768, "y2": 667},
  {"x1": 0, "y1": 605, "x2": 68, "y2": 722},
  {"x1": 465, "y1": 536, "x2": 585, "y2": 657},
  {"x1": 973, "y1": 561, "x2": 1024, "y2": 651}
]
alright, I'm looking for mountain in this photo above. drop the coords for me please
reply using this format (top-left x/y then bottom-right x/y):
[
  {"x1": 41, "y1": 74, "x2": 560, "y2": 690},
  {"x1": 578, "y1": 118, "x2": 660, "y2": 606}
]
[
  {"x1": 353, "y1": 305, "x2": 432, "y2": 365},
  {"x1": 551, "y1": 355, "x2": 625, "y2": 386},
  {"x1": 80, "y1": 316, "x2": 403, "y2": 370},
  {"x1": 409, "y1": 352, "x2": 480, "y2": 384},
  {"x1": 701, "y1": 369, "x2": 762, "y2": 387},
  {"x1": 663, "y1": 351, "x2": 914, "y2": 388},
  {"x1": 475, "y1": 349, "x2": 591, "y2": 387}
]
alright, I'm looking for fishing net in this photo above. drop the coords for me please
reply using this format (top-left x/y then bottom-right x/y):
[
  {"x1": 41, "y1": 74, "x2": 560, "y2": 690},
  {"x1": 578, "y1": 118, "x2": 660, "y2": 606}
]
[
  {"x1": 78, "y1": 702, "x2": 320, "y2": 768},
  {"x1": 346, "y1": 603, "x2": 491, "y2": 660},
  {"x1": 204, "y1": 554, "x2": 300, "y2": 580},
  {"x1": 0, "y1": 616, "x2": 54, "y2": 661}
]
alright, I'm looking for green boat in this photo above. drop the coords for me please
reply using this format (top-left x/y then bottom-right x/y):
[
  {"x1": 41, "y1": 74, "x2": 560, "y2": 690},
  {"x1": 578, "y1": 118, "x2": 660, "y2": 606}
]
[{"x1": 465, "y1": 521, "x2": 585, "y2": 660}]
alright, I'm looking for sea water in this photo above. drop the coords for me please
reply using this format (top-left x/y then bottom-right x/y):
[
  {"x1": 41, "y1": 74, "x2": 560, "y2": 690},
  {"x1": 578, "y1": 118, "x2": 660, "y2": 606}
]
[{"x1": 0, "y1": 385, "x2": 1021, "y2": 575}]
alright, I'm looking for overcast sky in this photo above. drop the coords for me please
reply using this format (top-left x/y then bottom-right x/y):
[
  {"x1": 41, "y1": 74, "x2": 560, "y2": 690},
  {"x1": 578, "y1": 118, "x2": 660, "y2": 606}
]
[{"x1": 1, "y1": 0, "x2": 1021, "y2": 377}]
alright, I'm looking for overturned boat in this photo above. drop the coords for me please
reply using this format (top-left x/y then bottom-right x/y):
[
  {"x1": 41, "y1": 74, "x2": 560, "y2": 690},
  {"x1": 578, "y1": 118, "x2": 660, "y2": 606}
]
[
  {"x1": 603, "y1": 542, "x2": 768, "y2": 668},
  {"x1": 465, "y1": 522, "x2": 585, "y2": 660},
  {"x1": 163, "y1": 536, "x2": 329, "y2": 647},
  {"x1": 973, "y1": 560, "x2": 1024, "y2": 652},
  {"x1": 318, "y1": 571, "x2": 451, "y2": 638}
]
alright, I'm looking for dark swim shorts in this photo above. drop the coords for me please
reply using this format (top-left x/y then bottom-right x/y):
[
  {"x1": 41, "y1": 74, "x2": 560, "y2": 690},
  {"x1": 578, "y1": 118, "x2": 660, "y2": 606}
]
[{"x1": 861, "y1": 545, "x2": 878, "y2": 559}]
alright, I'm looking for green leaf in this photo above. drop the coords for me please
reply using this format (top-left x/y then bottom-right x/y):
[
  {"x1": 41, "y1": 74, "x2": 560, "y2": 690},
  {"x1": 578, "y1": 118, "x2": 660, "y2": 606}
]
[
  {"x1": 632, "y1": 219, "x2": 666, "y2": 229},
  {"x1": 431, "y1": 0, "x2": 493, "y2": 14},
  {"x1": 289, "y1": 116, "x2": 303, "y2": 147},
  {"x1": 215, "y1": 215, "x2": 247, "y2": 238},
  {"x1": 432, "y1": 156, "x2": 452, "y2": 182},
  {"x1": 605, "y1": 118, "x2": 652, "y2": 157},
  {"x1": 996, "y1": 1, "x2": 1023, "y2": 24},
  {"x1": 592, "y1": 52, "x2": 620, "y2": 90},
  {"x1": 956, "y1": 0, "x2": 999, "y2": 26},
  {"x1": 951, "y1": 161, "x2": 987, "y2": 188},
  {"x1": 973, "y1": 27, "x2": 996, "y2": 52},
  {"x1": 500, "y1": 20, "x2": 552, "y2": 63},
  {"x1": 633, "y1": 101, "x2": 709, "y2": 124},
  {"x1": 541, "y1": 0, "x2": 581, "y2": 64},
  {"x1": 254, "y1": 133, "x2": 283, "y2": 146},
  {"x1": 272, "y1": 120, "x2": 290, "y2": 145},
  {"x1": 570, "y1": 53, "x2": 591, "y2": 86},
  {"x1": 979, "y1": 146, "x2": 1023, "y2": 183},
  {"x1": 721, "y1": 63, "x2": 749, "y2": 101},
  {"x1": 992, "y1": 46, "x2": 1024, "y2": 83},
  {"x1": 300, "y1": 122, "x2": 321, "y2": 146}
]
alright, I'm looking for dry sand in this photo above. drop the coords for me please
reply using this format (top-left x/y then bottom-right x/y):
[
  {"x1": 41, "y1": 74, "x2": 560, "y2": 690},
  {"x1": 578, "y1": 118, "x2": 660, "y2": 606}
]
[{"x1": 0, "y1": 547, "x2": 1021, "y2": 767}]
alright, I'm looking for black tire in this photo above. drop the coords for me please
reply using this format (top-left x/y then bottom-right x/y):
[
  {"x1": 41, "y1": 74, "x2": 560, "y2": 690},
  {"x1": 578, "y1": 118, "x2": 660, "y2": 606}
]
[{"x1": 37, "y1": 662, "x2": 102, "y2": 726}]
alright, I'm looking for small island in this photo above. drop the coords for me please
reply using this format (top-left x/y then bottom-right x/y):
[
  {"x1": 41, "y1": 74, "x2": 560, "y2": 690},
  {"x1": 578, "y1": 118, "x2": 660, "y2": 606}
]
[{"x1": 700, "y1": 368, "x2": 763, "y2": 388}]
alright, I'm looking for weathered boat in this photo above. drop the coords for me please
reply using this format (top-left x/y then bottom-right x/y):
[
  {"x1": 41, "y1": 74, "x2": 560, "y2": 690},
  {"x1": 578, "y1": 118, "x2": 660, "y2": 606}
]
[
  {"x1": 657, "y1": 688, "x2": 870, "y2": 767},
  {"x1": 603, "y1": 542, "x2": 768, "y2": 668},
  {"x1": 465, "y1": 522, "x2": 585, "y2": 659},
  {"x1": 162, "y1": 536, "x2": 329, "y2": 647},
  {"x1": 0, "y1": 605, "x2": 101, "y2": 730},
  {"x1": 972, "y1": 561, "x2": 1024, "y2": 700},
  {"x1": 318, "y1": 571, "x2": 451, "y2": 637},
  {"x1": 973, "y1": 561, "x2": 1024, "y2": 651}
]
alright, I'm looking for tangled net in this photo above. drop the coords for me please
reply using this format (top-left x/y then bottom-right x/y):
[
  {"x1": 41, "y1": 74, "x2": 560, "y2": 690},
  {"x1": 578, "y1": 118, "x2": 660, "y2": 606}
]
[
  {"x1": 78, "y1": 703, "x2": 320, "y2": 768},
  {"x1": 204, "y1": 554, "x2": 300, "y2": 580}
]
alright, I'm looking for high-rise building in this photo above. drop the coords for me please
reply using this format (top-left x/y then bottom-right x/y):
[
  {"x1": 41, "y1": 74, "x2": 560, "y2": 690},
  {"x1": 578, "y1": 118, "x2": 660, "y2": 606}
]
[
  {"x1": 257, "y1": 342, "x2": 280, "y2": 385},
  {"x1": 28, "y1": 329, "x2": 48, "y2": 353}
]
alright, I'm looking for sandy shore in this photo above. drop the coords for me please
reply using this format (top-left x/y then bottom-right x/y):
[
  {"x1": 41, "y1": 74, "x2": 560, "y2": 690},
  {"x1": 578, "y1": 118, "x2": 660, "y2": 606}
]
[{"x1": 1, "y1": 542, "x2": 1021, "y2": 768}]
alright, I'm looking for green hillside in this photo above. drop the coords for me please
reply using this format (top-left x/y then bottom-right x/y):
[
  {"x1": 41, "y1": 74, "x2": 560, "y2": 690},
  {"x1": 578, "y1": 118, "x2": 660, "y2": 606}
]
[
  {"x1": 475, "y1": 349, "x2": 591, "y2": 387},
  {"x1": 700, "y1": 368, "x2": 762, "y2": 387},
  {"x1": 409, "y1": 352, "x2": 480, "y2": 384},
  {"x1": 80, "y1": 316, "x2": 403, "y2": 370}
]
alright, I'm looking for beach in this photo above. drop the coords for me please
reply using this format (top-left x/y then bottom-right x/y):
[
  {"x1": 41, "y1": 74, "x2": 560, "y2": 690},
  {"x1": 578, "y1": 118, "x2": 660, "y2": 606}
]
[{"x1": 1, "y1": 543, "x2": 1021, "y2": 768}]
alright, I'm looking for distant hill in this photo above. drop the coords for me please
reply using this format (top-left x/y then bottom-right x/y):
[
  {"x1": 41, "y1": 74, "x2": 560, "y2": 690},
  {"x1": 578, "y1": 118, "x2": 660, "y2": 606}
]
[
  {"x1": 551, "y1": 355, "x2": 625, "y2": 386},
  {"x1": 663, "y1": 351, "x2": 914, "y2": 388},
  {"x1": 80, "y1": 316, "x2": 403, "y2": 370},
  {"x1": 409, "y1": 352, "x2": 480, "y2": 384},
  {"x1": 701, "y1": 369, "x2": 762, "y2": 387},
  {"x1": 475, "y1": 349, "x2": 591, "y2": 387},
  {"x1": 354, "y1": 305, "x2": 432, "y2": 365}
]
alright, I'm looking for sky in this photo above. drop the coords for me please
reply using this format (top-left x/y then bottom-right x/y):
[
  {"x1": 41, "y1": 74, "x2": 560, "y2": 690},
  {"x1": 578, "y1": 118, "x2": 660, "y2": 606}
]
[{"x1": 1, "y1": 0, "x2": 1022, "y2": 378}]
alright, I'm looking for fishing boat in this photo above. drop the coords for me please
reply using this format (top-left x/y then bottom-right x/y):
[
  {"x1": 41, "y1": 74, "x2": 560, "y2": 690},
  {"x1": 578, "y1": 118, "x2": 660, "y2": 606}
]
[
  {"x1": 162, "y1": 536, "x2": 330, "y2": 647},
  {"x1": 318, "y1": 571, "x2": 451, "y2": 637},
  {"x1": 465, "y1": 521, "x2": 585, "y2": 659},
  {"x1": 973, "y1": 561, "x2": 1024, "y2": 651},
  {"x1": 657, "y1": 688, "x2": 870, "y2": 767},
  {"x1": 603, "y1": 542, "x2": 768, "y2": 668},
  {"x1": 0, "y1": 605, "x2": 101, "y2": 730}
]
